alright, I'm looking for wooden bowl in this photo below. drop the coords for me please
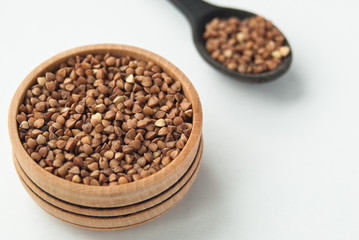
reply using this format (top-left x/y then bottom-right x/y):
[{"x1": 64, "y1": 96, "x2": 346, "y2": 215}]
[
  {"x1": 13, "y1": 137, "x2": 203, "y2": 217},
  {"x1": 13, "y1": 138, "x2": 203, "y2": 230},
  {"x1": 8, "y1": 44, "x2": 203, "y2": 210}
]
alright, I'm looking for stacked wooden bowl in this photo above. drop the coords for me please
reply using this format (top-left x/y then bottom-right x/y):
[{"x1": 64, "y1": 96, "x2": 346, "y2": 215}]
[{"x1": 8, "y1": 44, "x2": 203, "y2": 231}]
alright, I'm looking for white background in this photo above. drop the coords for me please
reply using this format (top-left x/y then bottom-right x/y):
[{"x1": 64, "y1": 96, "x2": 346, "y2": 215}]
[{"x1": 1, "y1": 0, "x2": 359, "y2": 239}]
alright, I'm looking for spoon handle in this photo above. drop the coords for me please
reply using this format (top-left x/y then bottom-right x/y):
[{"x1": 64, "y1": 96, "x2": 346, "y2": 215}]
[{"x1": 169, "y1": 0, "x2": 217, "y2": 26}]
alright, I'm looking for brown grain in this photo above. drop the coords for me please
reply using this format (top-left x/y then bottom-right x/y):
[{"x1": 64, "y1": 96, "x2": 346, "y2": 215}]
[
  {"x1": 203, "y1": 16, "x2": 290, "y2": 74},
  {"x1": 17, "y1": 53, "x2": 193, "y2": 185}
]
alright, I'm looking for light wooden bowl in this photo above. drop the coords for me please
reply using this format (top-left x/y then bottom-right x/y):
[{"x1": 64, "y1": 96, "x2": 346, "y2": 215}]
[
  {"x1": 8, "y1": 44, "x2": 202, "y2": 219},
  {"x1": 13, "y1": 137, "x2": 203, "y2": 217},
  {"x1": 13, "y1": 139, "x2": 203, "y2": 230}
]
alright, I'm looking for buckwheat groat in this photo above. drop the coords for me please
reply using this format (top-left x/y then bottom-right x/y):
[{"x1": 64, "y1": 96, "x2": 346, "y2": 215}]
[
  {"x1": 17, "y1": 53, "x2": 193, "y2": 186},
  {"x1": 204, "y1": 16, "x2": 290, "y2": 74}
]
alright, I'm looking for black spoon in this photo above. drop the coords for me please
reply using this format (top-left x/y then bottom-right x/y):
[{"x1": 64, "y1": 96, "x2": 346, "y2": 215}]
[{"x1": 169, "y1": 0, "x2": 292, "y2": 83}]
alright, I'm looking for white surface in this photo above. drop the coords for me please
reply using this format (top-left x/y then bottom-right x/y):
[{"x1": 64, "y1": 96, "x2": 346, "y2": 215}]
[{"x1": 1, "y1": 0, "x2": 359, "y2": 239}]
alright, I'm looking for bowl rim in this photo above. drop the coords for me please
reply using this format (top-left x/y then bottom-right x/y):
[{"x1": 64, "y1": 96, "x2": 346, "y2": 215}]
[{"x1": 9, "y1": 43, "x2": 202, "y2": 207}]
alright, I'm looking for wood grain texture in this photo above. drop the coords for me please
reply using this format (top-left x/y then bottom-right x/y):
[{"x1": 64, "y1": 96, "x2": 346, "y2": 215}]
[
  {"x1": 13, "y1": 137, "x2": 202, "y2": 217},
  {"x1": 9, "y1": 44, "x2": 203, "y2": 208},
  {"x1": 44, "y1": 212, "x2": 163, "y2": 231},
  {"x1": 15, "y1": 141, "x2": 203, "y2": 230}
]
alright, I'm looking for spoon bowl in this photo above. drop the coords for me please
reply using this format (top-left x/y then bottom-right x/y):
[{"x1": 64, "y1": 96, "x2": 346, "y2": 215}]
[{"x1": 170, "y1": 0, "x2": 292, "y2": 83}]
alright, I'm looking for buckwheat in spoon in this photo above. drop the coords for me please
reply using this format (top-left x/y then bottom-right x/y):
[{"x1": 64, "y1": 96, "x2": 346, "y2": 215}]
[{"x1": 170, "y1": 0, "x2": 292, "y2": 83}]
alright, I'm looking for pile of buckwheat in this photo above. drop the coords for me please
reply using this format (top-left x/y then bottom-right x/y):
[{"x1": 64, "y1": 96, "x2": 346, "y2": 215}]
[
  {"x1": 17, "y1": 54, "x2": 193, "y2": 186},
  {"x1": 203, "y1": 16, "x2": 290, "y2": 74}
]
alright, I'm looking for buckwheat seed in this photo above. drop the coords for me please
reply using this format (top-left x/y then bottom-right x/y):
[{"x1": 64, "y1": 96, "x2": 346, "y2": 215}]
[{"x1": 17, "y1": 54, "x2": 193, "y2": 185}]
